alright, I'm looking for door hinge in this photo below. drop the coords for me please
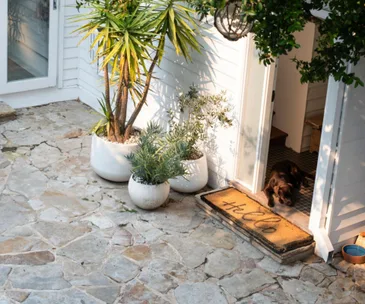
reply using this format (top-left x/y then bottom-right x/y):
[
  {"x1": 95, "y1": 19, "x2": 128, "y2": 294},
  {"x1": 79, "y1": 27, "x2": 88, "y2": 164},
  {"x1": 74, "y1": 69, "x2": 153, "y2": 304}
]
[{"x1": 53, "y1": 0, "x2": 58, "y2": 10}]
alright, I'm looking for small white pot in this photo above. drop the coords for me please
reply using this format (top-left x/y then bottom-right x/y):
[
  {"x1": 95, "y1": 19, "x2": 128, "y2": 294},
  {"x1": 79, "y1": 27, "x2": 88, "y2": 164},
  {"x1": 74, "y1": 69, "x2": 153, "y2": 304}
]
[
  {"x1": 169, "y1": 153, "x2": 208, "y2": 193},
  {"x1": 90, "y1": 134, "x2": 138, "y2": 182},
  {"x1": 128, "y1": 175, "x2": 170, "y2": 210}
]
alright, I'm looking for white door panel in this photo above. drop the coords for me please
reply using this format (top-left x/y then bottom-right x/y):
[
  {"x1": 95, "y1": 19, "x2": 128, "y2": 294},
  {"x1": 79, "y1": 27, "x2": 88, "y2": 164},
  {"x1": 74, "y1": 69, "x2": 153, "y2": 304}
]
[
  {"x1": 236, "y1": 36, "x2": 275, "y2": 193},
  {"x1": 0, "y1": 0, "x2": 58, "y2": 94}
]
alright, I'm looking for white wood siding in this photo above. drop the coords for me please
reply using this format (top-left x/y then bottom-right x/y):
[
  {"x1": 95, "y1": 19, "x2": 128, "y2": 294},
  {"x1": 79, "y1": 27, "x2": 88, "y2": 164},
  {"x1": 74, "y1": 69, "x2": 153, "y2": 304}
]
[
  {"x1": 61, "y1": 0, "x2": 80, "y2": 88},
  {"x1": 327, "y1": 58, "x2": 365, "y2": 250},
  {"x1": 77, "y1": 19, "x2": 246, "y2": 187}
]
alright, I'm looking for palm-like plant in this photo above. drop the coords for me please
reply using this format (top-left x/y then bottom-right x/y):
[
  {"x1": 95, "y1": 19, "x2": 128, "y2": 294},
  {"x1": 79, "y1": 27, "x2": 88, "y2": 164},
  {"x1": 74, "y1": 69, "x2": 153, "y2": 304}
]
[{"x1": 74, "y1": 0, "x2": 202, "y2": 143}]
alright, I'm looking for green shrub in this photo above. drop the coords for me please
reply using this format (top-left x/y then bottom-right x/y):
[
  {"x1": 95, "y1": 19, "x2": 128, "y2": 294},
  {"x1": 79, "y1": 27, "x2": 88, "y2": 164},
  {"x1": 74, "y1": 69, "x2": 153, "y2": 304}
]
[{"x1": 167, "y1": 85, "x2": 232, "y2": 160}]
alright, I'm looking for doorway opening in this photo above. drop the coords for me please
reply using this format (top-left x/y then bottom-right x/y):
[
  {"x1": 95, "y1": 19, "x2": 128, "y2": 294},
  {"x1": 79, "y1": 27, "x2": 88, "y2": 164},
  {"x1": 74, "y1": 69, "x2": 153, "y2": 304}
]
[
  {"x1": 234, "y1": 22, "x2": 331, "y2": 234},
  {"x1": 262, "y1": 21, "x2": 329, "y2": 231}
]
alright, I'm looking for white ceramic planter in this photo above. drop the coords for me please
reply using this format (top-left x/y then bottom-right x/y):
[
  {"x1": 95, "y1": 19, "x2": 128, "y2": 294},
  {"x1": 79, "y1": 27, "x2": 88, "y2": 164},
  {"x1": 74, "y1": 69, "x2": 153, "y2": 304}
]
[
  {"x1": 90, "y1": 134, "x2": 138, "y2": 182},
  {"x1": 169, "y1": 153, "x2": 208, "y2": 193},
  {"x1": 128, "y1": 175, "x2": 170, "y2": 210}
]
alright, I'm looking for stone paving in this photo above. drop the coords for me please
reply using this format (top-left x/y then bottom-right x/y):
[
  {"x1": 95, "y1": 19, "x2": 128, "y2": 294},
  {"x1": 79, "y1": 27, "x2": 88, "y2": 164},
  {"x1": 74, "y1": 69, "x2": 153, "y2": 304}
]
[{"x1": 0, "y1": 100, "x2": 364, "y2": 304}]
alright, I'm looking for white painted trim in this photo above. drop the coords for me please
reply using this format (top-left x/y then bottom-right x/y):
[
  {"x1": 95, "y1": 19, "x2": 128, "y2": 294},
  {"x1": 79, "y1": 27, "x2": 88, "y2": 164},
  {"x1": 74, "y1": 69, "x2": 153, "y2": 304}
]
[
  {"x1": 308, "y1": 76, "x2": 345, "y2": 261},
  {"x1": 0, "y1": 3, "x2": 7, "y2": 89},
  {"x1": 0, "y1": 85, "x2": 100, "y2": 112},
  {"x1": 308, "y1": 76, "x2": 344, "y2": 228},
  {"x1": 252, "y1": 63, "x2": 276, "y2": 193},
  {"x1": 0, "y1": 0, "x2": 59, "y2": 94},
  {"x1": 233, "y1": 37, "x2": 251, "y2": 182},
  {"x1": 310, "y1": 67, "x2": 350, "y2": 235},
  {"x1": 58, "y1": 0, "x2": 65, "y2": 89},
  {"x1": 1, "y1": 87, "x2": 79, "y2": 109},
  {"x1": 313, "y1": 228, "x2": 334, "y2": 262}
]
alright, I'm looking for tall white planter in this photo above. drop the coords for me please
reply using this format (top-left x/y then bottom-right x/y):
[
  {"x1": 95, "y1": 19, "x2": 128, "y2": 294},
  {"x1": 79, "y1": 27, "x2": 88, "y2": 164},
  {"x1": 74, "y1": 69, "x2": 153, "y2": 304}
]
[
  {"x1": 128, "y1": 175, "x2": 170, "y2": 210},
  {"x1": 169, "y1": 153, "x2": 208, "y2": 193},
  {"x1": 90, "y1": 134, "x2": 138, "y2": 182}
]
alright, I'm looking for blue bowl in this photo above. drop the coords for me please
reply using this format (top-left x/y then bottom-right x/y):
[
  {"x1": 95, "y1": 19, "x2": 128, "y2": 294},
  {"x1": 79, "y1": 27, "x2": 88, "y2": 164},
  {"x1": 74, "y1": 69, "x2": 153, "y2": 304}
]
[{"x1": 342, "y1": 244, "x2": 365, "y2": 264}]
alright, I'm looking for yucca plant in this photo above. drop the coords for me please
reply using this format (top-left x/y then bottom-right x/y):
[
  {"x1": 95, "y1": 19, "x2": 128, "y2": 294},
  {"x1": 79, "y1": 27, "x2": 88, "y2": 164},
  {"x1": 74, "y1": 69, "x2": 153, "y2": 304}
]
[
  {"x1": 74, "y1": 0, "x2": 202, "y2": 143},
  {"x1": 126, "y1": 122, "x2": 188, "y2": 185}
]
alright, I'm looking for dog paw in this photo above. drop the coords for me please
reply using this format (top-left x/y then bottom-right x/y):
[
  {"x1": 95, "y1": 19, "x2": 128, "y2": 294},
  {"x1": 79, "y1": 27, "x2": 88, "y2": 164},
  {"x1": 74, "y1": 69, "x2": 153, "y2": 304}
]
[{"x1": 268, "y1": 200, "x2": 275, "y2": 208}]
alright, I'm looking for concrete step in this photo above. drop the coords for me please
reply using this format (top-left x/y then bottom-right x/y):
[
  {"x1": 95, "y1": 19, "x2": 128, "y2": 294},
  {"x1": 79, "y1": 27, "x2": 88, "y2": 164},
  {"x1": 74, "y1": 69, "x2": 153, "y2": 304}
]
[{"x1": 0, "y1": 102, "x2": 16, "y2": 123}]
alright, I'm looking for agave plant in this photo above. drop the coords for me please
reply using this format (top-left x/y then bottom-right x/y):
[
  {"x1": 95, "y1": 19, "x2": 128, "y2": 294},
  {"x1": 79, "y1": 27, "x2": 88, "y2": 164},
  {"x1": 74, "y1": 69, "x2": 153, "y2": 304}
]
[{"x1": 74, "y1": 0, "x2": 202, "y2": 143}]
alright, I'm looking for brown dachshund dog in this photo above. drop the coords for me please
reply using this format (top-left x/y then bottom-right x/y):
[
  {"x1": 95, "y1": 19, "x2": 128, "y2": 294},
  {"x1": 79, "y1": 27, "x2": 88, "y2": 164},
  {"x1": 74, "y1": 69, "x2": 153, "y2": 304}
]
[{"x1": 264, "y1": 160, "x2": 309, "y2": 208}]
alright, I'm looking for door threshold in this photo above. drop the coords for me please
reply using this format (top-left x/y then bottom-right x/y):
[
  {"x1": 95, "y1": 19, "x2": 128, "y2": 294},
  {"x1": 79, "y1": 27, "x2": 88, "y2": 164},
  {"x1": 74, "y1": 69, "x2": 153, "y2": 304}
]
[{"x1": 231, "y1": 181, "x2": 311, "y2": 235}]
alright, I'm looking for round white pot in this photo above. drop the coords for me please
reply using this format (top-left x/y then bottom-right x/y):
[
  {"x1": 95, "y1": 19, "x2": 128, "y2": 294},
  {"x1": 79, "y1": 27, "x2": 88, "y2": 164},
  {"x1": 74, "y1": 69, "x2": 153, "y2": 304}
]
[
  {"x1": 90, "y1": 134, "x2": 138, "y2": 182},
  {"x1": 169, "y1": 153, "x2": 208, "y2": 193},
  {"x1": 128, "y1": 175, "x2": 170, "y2": 210}
]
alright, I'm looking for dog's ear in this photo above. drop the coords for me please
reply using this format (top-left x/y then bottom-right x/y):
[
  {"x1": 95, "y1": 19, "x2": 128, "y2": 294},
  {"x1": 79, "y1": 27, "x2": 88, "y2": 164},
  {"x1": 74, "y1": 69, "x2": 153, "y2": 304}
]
[
  {"x1": 269, "y1": 177, "x2": 277, "y2": 187},
  {"x1": 273, "y1": 185, "x2": 280, "y2": 195}
]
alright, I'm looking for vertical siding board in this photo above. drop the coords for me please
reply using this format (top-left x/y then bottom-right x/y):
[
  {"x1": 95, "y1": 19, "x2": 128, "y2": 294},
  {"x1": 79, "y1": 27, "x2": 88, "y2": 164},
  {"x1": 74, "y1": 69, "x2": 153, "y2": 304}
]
[
  {"x1": 329, "y1": 58, "x2": 365, "y2": 247},
  {"x1": 61, "y1": 0, "x2": 79, "y2": 88}
]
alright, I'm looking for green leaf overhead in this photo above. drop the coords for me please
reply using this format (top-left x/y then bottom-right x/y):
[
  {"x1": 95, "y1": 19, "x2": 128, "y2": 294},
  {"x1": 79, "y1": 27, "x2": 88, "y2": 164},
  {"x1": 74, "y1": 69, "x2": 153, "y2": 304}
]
[{"x1": 189, "y1": 0, "x2": 365, "y2": 87}]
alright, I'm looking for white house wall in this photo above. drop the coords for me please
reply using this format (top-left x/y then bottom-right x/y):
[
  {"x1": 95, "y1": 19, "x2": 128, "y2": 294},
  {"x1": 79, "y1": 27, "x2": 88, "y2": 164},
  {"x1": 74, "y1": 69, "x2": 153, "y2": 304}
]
[
  {"x1": 327, "y1": 58, "x2": 365, "y2": 250},
  {"x1": 0, "y1": 4, "x2": 250, "y2": 188},
  {"x1": 76, "y1": 17, "x2": 247, "y2": 188},
  {"x1": 62, "y1": 0, "x2": 81, "y2": 89}
]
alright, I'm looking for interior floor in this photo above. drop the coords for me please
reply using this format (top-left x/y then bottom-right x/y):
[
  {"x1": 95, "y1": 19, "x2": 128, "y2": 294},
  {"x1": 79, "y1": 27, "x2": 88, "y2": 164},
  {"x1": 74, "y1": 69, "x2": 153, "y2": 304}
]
[
  {"x1": 8, "y1": 59, "x2": 35, "y2": 82},
  {"x1": 265, "y1": 145, "x2": 318, "y2": 216}
]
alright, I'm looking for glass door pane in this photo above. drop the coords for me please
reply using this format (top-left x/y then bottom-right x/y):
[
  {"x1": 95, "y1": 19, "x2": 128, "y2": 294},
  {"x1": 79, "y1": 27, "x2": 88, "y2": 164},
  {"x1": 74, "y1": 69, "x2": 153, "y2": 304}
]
[{"x1": 7, "y1": 0, "x2": 49, "y2": 82}]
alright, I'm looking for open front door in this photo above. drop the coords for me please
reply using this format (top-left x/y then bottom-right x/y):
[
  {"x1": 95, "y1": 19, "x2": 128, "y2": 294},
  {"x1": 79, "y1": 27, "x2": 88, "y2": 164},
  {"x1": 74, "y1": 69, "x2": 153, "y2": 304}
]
[
  {"x1": 236, "y1": 36, "x2": 276, "y2": 193},
  {"x1": 0, "y1": 0, "x2": 59, "y2": 95}
]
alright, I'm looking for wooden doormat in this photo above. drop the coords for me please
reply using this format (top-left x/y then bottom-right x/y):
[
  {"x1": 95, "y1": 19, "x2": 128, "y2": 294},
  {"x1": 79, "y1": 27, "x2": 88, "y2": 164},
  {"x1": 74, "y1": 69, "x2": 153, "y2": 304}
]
[{"x1": 196, "y1": 187, "x2": 315, "y2": 264}]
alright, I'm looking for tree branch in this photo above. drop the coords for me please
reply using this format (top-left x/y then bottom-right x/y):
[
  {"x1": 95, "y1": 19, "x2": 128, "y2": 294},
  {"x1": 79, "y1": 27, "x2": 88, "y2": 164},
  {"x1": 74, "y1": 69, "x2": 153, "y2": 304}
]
[
  {"x1": 119, "y1": 58, "x2": 129, "y2": 135},
  {"x1": 124, "y1": 51, "x2": 159, "y2": 140}
]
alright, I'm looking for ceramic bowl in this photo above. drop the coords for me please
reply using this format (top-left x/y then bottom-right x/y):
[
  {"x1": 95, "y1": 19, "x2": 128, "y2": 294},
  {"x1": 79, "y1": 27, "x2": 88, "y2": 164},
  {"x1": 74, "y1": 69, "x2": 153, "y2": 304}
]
[{"x1": 342, "y1": 244, "x2": 365, "y2": 264}]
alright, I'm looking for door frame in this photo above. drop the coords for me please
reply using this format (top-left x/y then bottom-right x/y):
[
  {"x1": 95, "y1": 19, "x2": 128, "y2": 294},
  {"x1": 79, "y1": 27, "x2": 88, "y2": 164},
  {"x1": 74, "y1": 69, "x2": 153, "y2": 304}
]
[
  {"x1": 0, "y1": 0, "x2": 59, "y2": 95},
  {"x1": 234, "y1": 33, "x2": 343, "y2": 262},
  {"x1": 251, "y1": 62, "x2": 276, "y2": 193}
]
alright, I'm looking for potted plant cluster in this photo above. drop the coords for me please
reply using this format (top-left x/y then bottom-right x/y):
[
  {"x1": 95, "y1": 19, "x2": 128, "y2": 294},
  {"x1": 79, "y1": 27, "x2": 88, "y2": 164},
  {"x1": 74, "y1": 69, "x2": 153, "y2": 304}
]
[
  {"x1": 166, "y1": 85, "x2": 232, "y2": 193},
  {"x1": 74, "y1": 0, "x2": 201, "y2": 182},
  {"x1": 126, "y1": 123, "x2": 187, "y2": 209}
]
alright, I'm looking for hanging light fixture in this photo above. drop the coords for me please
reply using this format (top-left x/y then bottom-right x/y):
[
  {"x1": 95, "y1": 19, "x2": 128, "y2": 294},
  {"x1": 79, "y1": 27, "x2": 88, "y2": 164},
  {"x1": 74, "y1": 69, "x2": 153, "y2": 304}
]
[{"x1": 214, "y1": 1, "x2": 253, "y2": 41}]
